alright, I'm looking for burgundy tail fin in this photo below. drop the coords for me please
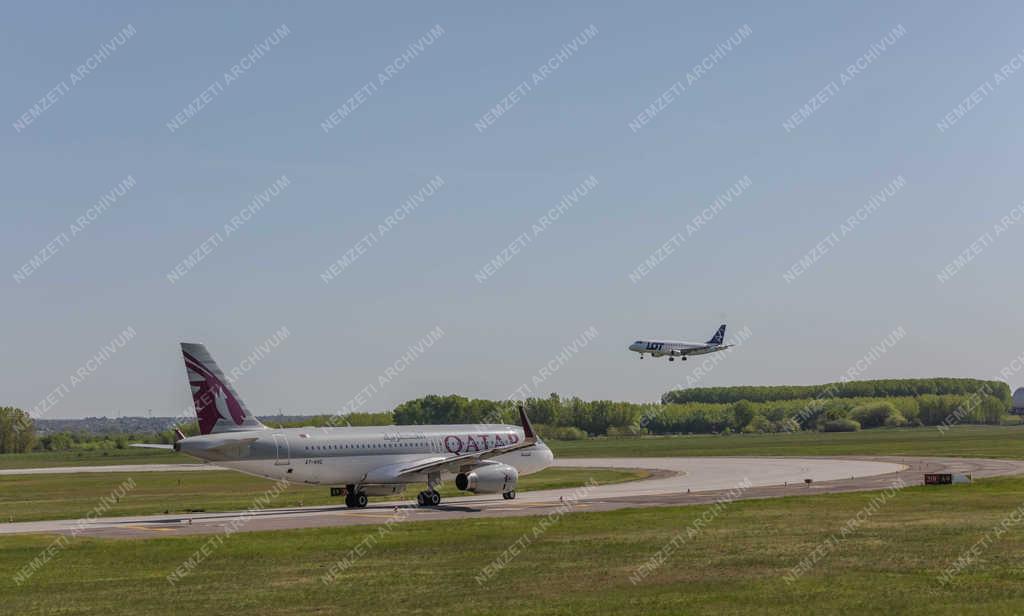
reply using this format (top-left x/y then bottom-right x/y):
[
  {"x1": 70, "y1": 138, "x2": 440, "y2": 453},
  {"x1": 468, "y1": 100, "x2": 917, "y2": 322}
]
[
  {"x1": 518, "y1": 404, "x2": 536, "y2": 440},
  {"x1": 181, "y1": 342, "x2": 265, "y2": 435}
]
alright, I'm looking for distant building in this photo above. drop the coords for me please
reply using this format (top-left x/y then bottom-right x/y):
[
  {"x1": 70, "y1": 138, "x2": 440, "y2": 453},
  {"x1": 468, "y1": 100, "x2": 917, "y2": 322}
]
[{"x1": 1014, "y1": 388, "x2": 1024, "y2": 415}]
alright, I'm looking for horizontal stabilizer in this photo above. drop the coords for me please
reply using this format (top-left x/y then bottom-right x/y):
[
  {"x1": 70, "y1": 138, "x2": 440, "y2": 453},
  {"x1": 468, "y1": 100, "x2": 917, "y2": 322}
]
[{"x1": 203, "y1": 437, "x2": 259, "y2": 454}]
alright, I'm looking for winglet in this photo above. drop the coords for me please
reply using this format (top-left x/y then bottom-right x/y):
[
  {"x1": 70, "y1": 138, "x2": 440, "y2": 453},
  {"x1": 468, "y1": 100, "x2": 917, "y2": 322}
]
[{"x1": 518, "y1": 403, "x2": 536, "y2": 440}]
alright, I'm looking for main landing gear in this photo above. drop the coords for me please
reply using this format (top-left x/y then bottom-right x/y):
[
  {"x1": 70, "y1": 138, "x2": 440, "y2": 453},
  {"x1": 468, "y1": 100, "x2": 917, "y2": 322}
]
[
  {"x1": 502, "y1": 490, "x2": 516, "y2": 500},
  {"x1": 343, "y1": 484, "x2": 368, "y2": 508},
  {"x1": 416, "y1": 490, "x2": 441, "y2": 507},
  {"x1": 417, "y1": 472, "x2": 443, "y2": 507}
]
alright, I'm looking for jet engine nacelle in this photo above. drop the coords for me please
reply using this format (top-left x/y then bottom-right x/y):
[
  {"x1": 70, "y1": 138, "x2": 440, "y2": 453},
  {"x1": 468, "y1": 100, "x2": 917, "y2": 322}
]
[{"x1": 455, "y1": 463, "x2": 518, "y2": 494}]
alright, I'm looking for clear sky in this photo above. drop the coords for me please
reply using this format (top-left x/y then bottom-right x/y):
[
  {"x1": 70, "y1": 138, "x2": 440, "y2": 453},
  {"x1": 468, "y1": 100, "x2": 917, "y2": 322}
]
[{"x1": 3, "y1": 1, "x2": 1023, "y2": 418}]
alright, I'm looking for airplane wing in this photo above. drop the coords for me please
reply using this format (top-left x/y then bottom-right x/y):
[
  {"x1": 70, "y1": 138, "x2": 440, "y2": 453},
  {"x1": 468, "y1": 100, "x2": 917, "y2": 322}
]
[
  {"x1": 362, "y1": 406, "x2": 538, "y2": 482},
  {"x1": 394, "y1": 439, "x2": 532, "y2": 476}
]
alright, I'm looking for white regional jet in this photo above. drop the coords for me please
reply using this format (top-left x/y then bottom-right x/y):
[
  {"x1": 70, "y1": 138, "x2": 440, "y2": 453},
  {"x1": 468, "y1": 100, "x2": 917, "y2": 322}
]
[
  {"x1": 137, "y1": 343, "x2": 554, "y2": 508},
  {"x1": 628, "y1": 324, "x2": 732, "y2": 362}
]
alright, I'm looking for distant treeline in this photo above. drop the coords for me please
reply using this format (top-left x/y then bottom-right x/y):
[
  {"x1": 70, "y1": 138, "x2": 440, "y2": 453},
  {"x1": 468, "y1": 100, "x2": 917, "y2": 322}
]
[
  {"x1": 388, "y1": 379, "x2": 1013, "y2": 437},
  {"x1": 392, "y1": 394, "x2": 637, "y2": 438},
  {"x1": 214, "y1": 383, "x2": 1016, "y2": 438},
  {"x1": 641, "y1": 394, "x2": 1007, "y2": 434},
  {"x1": 1, "y1": 379, "x2": 1014, "y2": 451},
  {"x1": 662, "y1": 378, "x2": 1011, "y2": 405},
  {"x1": 264, "y1": 412, "x2": 395, "y2": 429},
  {"x1": 33, "y1": 414, "x2": 329, "y2": 437}
]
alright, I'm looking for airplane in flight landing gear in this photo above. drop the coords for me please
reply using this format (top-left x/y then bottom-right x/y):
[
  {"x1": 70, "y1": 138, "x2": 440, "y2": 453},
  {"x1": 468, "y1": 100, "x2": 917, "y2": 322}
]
[{"x1": 629, "y1": 324, "x2": 732, "y2": 363}]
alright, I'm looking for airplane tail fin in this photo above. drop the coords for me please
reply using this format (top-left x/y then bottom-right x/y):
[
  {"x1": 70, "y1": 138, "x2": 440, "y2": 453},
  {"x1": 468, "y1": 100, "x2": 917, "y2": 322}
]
[
  {"x1": 181, "y1": 343, "x2": 266, "y2": 435},
  {"x1": 707, "y1": 324, "x2": 727, "y2": 345}
]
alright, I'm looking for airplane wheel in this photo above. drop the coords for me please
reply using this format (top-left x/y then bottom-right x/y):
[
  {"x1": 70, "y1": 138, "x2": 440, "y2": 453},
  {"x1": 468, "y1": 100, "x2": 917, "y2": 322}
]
[
  {"x1": 429, "y1": 491, "x2": 441, "y2": 506},
  {"x1": 669, "y1": 357, "x2": 674, "y2": 362},
  {"x1": 416, "y1": 492, "x2": 426, "y2": 506},
  {"x1": 345, "y1": 493, "x2": 356, "y2": 508},
  {"x1": 355, "y1": 493, "x2": 368, "y2": 508},
  {"x1": 682, "y1": 357, "x2": 687, "y2": 361},
  {"x1": 503, "y1": 490, "x2": 516, "y2": 500}
]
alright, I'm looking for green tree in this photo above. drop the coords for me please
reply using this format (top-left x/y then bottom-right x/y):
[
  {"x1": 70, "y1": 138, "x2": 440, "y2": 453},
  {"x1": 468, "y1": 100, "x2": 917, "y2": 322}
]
[
  {"x1": 849, "y1": 401, "x2": 901, "y2": 428},
  {"x1": 731, "y1": 401, "x2": 756, "y2": 431},
  {"x1": 45, "y1": 432, "x2": 74, "y2": 451},
  {"x1": 0, "y1": 407, "x2": 37, "y2": 453}
]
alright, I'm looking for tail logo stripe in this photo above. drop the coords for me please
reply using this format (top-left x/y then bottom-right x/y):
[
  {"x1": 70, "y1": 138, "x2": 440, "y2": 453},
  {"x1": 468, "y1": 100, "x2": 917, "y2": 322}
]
[{"x1": 183, "y1": 350, "x2": 248, "y2": 433}]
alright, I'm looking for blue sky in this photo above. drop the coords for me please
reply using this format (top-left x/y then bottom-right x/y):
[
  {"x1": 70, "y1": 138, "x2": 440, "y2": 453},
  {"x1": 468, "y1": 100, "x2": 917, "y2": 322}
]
[{"x1": 3, "y1": 1, "x2": 1024, "y2": 418}]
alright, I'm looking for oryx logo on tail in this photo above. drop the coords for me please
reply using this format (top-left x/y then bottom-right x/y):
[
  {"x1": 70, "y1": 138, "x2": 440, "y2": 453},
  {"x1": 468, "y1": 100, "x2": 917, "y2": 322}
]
[{"x1": 181, "y1": 342, "x2": 265, "y2": 435}]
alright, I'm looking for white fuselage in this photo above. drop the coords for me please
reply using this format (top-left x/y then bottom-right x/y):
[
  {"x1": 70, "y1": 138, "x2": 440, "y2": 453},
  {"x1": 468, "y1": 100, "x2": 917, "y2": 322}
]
[
  {"x1": 177, "y1": 424, "x2": 554, "y2": 488},
  {"x1": 628, "y1": 339, "x2": 725, "y2": 358}
]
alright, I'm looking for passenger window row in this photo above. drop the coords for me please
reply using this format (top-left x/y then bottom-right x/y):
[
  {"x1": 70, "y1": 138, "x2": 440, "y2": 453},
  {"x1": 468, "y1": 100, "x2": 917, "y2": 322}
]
[{"x1": 302, "y1": 441, "x2": 440, "y2": 452}]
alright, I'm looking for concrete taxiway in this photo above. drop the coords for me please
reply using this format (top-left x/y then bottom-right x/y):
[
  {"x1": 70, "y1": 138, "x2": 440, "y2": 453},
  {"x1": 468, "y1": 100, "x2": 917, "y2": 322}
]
[{"x1": 3, "y1": 456, "x2": 1022, "y2": 539}]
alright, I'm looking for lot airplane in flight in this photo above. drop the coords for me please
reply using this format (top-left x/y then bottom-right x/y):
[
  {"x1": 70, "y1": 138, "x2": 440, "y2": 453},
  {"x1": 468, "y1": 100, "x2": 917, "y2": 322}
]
[
  {"x1": 628, "y1": 324, "x2": 732, "y2": 362},
  {"x1": 137, "y1": 343, "x2": 554, "y2": 508}
]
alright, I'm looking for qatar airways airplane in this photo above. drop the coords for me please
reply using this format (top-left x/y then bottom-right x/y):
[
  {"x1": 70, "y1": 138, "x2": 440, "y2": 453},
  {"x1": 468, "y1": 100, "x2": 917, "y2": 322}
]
[
  {"x1": 628, "y1": 324, "x2": 732, "y2": 362},
  {"x1": 139, "y1": 343, "x2": 554, "y2": 508}
]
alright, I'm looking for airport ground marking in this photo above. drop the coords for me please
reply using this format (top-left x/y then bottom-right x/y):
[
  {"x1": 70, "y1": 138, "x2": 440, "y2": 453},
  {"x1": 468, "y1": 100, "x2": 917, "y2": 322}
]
[{"x1": 122, "y1": 525, "x2": 176, "y2": 533}]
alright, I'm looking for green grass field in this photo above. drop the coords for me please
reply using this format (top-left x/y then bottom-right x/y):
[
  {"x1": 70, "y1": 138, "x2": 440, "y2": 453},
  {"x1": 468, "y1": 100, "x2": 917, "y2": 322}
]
[
  {"x1": 0, "y1": 467, "x2": 648, "y2": 522},
  {"x1": 5, "y1": 476, "x2": 1024, "y2": 615},
  {"x1": 6, "y1": 425, "x2": 1024, "y2": 613},
  {"x1": 550, "y1": 424, "x2": 1024, "y2": 459}
]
